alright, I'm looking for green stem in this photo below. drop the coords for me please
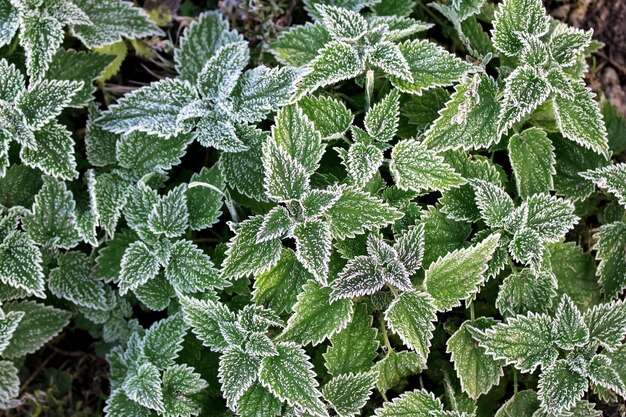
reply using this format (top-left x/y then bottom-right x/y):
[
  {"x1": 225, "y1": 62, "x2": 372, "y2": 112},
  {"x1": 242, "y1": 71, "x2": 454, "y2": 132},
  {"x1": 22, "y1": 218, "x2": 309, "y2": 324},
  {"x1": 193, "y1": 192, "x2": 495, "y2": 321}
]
[
  {"x1": 506, "y1": 255, "x2": 519, "y2": 276},
  {"x1": 365, "y1": 69, "x2": 375, "y2": 112},
  {"x1": 379, "y1": 315, "x2": 393, "y2": 352},
  {"x1": 513, "y1": 368, "x2": 518, "y2": 395},
  {"x1": 468, "y1": 300, "x2": 475, "y2": 321}
]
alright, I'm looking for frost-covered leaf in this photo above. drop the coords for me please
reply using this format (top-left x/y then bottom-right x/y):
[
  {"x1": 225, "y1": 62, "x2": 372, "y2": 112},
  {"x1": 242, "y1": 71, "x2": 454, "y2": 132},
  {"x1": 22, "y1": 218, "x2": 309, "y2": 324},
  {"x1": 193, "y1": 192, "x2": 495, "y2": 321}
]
[
  {"x1": 322, "y1": 371, "x2": 377, "y2": 417},
  {"x1": 133, "y1": 273, "x2": 174, "y2": 311},
  {"x1": 21, "y1": 122, "x2": 78, "y2": 180},
  {"x1": 395, "y1": 223, "x2": 425, "y2": 275},
  {"x1": 84, "y1": 106, "x2": 119, "y2": 167},
  {"x1": 193, "y1": 111, "x2": 246, "y2": 152},
  {"x1": 16, "y1": 79, "x2": 82, "y2": 130},
  {"x1": 385, "y1": 291, "x2": 437, "y2": 365},
  {"x1": 49, "y1": 251, "x2": 108, "y2": 310},
  {"x1": 175, "y1": 11, "x2": 243, "y2": 83},
  {"x1": 326, "y1": 186, "x2": 403, "y2": 239},
  {"x1": 105, "y1": 389, "x2": 153, "y2": 417},
  {"x1": 369, "y1": 41, "x2": 413, "y2": 82},
  {"x1": 123, "y1": 362, "x2": 164, "y2": 412},
  {"x1": 587, "y1": 354, "x2": 625, "y2": 397},
  {"x1": 492, "y1": 0, "x2": 549, "y2": 57},
  {"x1": 365, "y1": 89, "x2": 400, "y2": 143},
  {"x1": 498, "y1": 66, "x2": 550, "y2": 135},
  {"x1": 391, "y1": 139, "x2": 465, "y2": 193},
  {"x1": 470, "y1": 312, "x2": 557, "y2": 373},
  {"x1": 271, "y1": 21, "x2": 331, "y2": 67},
  {"x1": 297, "y1": 41, "x2": 363, "y2": 95},
  {"x1": 496, "y1": 268, "x2": 557, "y2": 318},
  {"x1": 424, "y1": 234, "x2": 500, "y2": 311},
  {"x1": 324, "y1": 303, "x2": 378, "y2": 376},
  {"x1": 375, "y1": 351, "x2": 423, "y2": 393},
  {"x1": 316, "y1": 5, "x2": 367, "y2": 41},
  {"x1": 219, "y1": 346, "x2": 260, "y2": 408},
  {"x1": 263, "y1": 138, "x2": 310, "y2": 202},
  {"x1": 519, "y1": 193, "x2": 577, "y2": 242},
  {"x1": 0, "y1": 231, "x2": 44, "y2": 298},
  {"x1": 508, "y1": 128, "x2": 555, "y2": 198},
  {"x1": 0, "y1": 0, "x2": 18, "y2": 48},
  {"x1": 374, "y1": 389, "x2": 444, "y2": 416},
  {"x1": 166, "y1": 239, "x2": 225, "y2": 293},
  {"x1": 281, "y1": 280, "x2": 353, "y2": 346},
  {"x1": 162, "y1": 364, "x2": 208, "y2": 417},
  {"x1": 237, "y1": 382, "x2": 282, "y2": 417},
  {"x1": 538, "y1": 359, "x2": 587, "y2": 413},
  {"x1": 298, "y1": 95, "x2": 353, "y2": 140},
  {"x1": 423, "y1": 75, "x2": 500, "y2": 152},
  {"x1": 593, "y1": 222, "x2": 626, "y2": 298},
  {"x1": 98, "y1": 78, "x2": 198, "y2": 138},
  {"x1": 272, "y1": 105, "x2": 325, "y2": 173},
  {"x1": 259, "y1": 341, "x2": 328, "y2": 417},
  {"x1": 143, "y1": 313, "x2": 188, "y2": 369},
  {"x1": 148, "y1": 185, "x2": 188, "y2": 238},
  {"x1": 550, "y1": 25, "x2": 593, "y2": 68},
  {"x1": 471, "y1": 179, "x2": 514, "y2": 229},
  {"x1": 553, "y1": 294, "x2": 589, "y2": 350},
  {"x1": 70, "y1": 0, "x2": 164, "y2": 48},
  {"x1": 494, "y1": 390, "x2": 540, "y2": 417},
  {"x1": 2, "y1": 300, "x2": 71, "y2": 358},
  {"x1": 117, "y1": 131, "x2": 192, "y2": 177},
  {"x1": 119, "y1": 241, "x2": 160, "y2": 295},
  {"x1": 186, "y1": 165, "x2": 225, "y2": 230},
  {"x1": 222, "y1": 216, "x2": 282, "y2": 279},
  {"x1": 197, "y1": 41, "x2": 249, "y2": 101},
  {"x1": 179, "y1": 294, "x2": 236, "y2": 352},
  {"x1": 552, "y1": 80, "x2": 609, "y2": 157},
  {"x1": 583, "y1": 300, "x2": 626, "y2": 350},
  {"x1": 0, "y1": 311, "x2": 23, "y2": 356},
  {"x1": 330, "y1": 256, "x2": 384, "y2": 301},
  {"x1": 257, "y1": 207, "x2": 294, "y2": 243},
  {"x1": 294, "y1": 219, "x2": 332, "y2": 284},
  {"x1": 23, "y1": 177, "x2": 80, "y2": 248},
  {"x1": 390, "y1": 39, "x2": 473, "y2": 94},
  {"x1": 94, "y1": 172, "x2": 129, "y2": 237},
  {"x1": 19, "y1": 13, "x2": 64, "y2": 80},
  {"x1": 420, "y1": 206, "x2": 472, "y2": 268},
  {"x1": 581, "y1": 164, "x2": 626, "y2": 209},
  {"x1": 0, "y1": 360, "x2": 19, "y2": 407}
]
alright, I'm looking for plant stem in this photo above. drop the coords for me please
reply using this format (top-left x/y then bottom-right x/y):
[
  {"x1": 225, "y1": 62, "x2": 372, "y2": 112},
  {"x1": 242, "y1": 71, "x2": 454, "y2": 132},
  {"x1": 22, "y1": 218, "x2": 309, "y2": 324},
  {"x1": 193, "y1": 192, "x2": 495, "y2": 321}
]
[
  {"x1": 379, "y1": 315, "x2": 393, "y2": 352},
  {"x1": 365, "y1": 69, "x2": 375, "y2": 112},
  {"x1": 468, "y1": 300, "x2": 475, "y2": 321},
  {"x1": 513, "y1": 368, "x2": 518, "y2": 395}
]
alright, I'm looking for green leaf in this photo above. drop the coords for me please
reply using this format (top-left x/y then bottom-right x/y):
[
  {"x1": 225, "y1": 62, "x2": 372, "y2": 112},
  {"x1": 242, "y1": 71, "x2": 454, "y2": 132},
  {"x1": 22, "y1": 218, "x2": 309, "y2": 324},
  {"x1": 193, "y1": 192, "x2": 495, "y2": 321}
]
[
  {"x1": 222, "y1": 216, "x2": 282, "y2": 279},
  {"x1": 133, "y1": 273, "x2": 174, "y2": 311},
  {"x1": 581, "y1": 163, "x2": 626, "y2": 209},
  {"x1": 123, "y1": 362, "x2": 164, "y2": 412},
  {"x1": 374, "y1": 389, "x2": 444, "y2": 416},
  {"x1": 420, "y1": 206, "x2": 472, "y2": 268},
  {"x1": 424, "y1": 233, "x2": 500, "y2": 311},
  {"x1": 143, "y1": 313, "x2": 188, "y2": 369},
  {"x1": 492, "y1": 0, "x2": 549, "y2": 57},
  {"x1": 174, "y1": 11, "x2": 243, "y2": 83},
  {"x1": 98, "y1": 78, "x2": 198, "y2": 138},
  {"x1": 369, "y1": 41, "x2": 413, "y2": 82},
  {"x1": 166, "y1": 239, "x2": 225, "y2": 293},
  {"x1": 70, "y1": 0, "x2": 164, "y2": 48},
  {"x1": 294, "y1": 219, "x2": 332, "y2": 284},
  {"x1": 148, "y1": 185, "x2": 188, "y2": 238},
  {"x1": 593, "y1": 222, "x2": 626, "y2": 298},
  {"x1": 0, "y1": 360, "x2": 19, "y2": 408},
  {"x1": 179, "y1": 295, "x2": 236, "y2": 352},
  {"x1": 19, "y1": 14, "x2": 64, "y2": 80},
  {"x1": 0, "y1": 164, "x2": 42, "y2": 208},
  {"x1": 230, "y1": 66, "x2": 303, "y2": 123},
  {"x1": 16, "y1": 79, "x2": 82, "y2": 130},
  {"x1": 423, "y1": 75, "x2": 500, "y2": 152},
  {"x1": 2, "y1": 300, "x2": 71, "y2": 359},
  {"x1": 0, "y1": 0, "x2": 18, "y2": 49},
  {"x1": 498, "y1": 66, "x2": 550, "y2": 135},
  {"x1": 496, "y1": 268, "x2": 557, "y2": 318},
  {"x1": 0, "y1": 311, "x2": 23, "y2": 356},
  {"x1": 395, "y1": 223, "x2": 425, "y2": 275},
  {"x1": 365, "y1": 89, "x2": 400, "y2": 143},
  {"x1": 375, "y1": 350, "x2": 423, "y2": 393},
  {"x1": 448, "y1": 318, "x2": 503, "y2": 400},
  {"x1": 257, "y1": 206, "x2": 295, "y2": 242},
  {"x1": 262, "y1": 138, "x2": 310, "y2": 202},
  {"x1": 219, "y1": 346, "x2": 260, "y2": 408},
  {"x1": 390, "y1": 39, "x2": 473, "y2": 95},
  {"x1": 259, "y1": 341, "x2": 328, "y2": 417},
  {"x1": 508, "y1": 128, "x2": 555, "y2": 198},
  {"x1": 322, "y1": 371, "x2": 377, "y2": 417},
  {"x1": 237, "y1": 382, "x2": 282, "y2": 417},
  {"x1": 330, "y1": 256, "x2": 385, "y2": 301},
  {"x1": 553, "y1": 294, "x2": 589, "y2": 350},
  {"x1": 298, "y1": 95, "x2": 353, "y2": 140},
  {"x1": 272, "y1": 105, "x2": 325, "y2": 173},
  {"x1": 94, "y1": 173, "x2": 130, "y2": 238},
  {"x1": 494, "y1": 390, "x2": 540, "y2": 417},
  {"x1": 197, "y1": 41, "x2": 248, "y2": 101},
  {"x1": 162, "y1": 364, "x2": 208, "y2": 417},
  {"x1": 280, "y1": 280, "x2": 353, "y2": 346},
  {"x1": 385, "y1": 291, "x2": 437, "y2": 366},
  {"x1": 119, "y1": 241, "x2": 160, "y2": 295},
  {"x1": 391, "y1": 139, "x2": 465, "y2": 193},
  {"x1": 587, "y1": 354, "x2": 625, "y2": 397},
  {"x1": 519, "y1": 193, "x2": 578, "y2": 242},
  {"x1": 117, "y1": 131, "x2": 193, "y2": 177},
  {"x1": 49, "y1": 251, "x2": 108, "y2": 310},
  {"x1": 538, "y1": 359, "x2": 587, "y2": 413},
  {"x1": 105, "y1": 389, "x2": 152, "y2": 417},
  {"x1": 23, "y1": 176, "x2": 80, "y2": 248},
  {"x1": 471, "y1": 179, "x2": 515, "y2": 229},
  {"x1": 324, "y1": 303, "x2": 378, "y2": 376},
  {"x1": 583, "y1": 300, "x2": 626, "y2": 350},
  {"x1": 44, "y1": 49, "x2": 114, "y2": 107},
  {"x1": 84, "y1": 106, "x2": 119, "y2": 167},
  {"x1": 297, "y1": 41, "x2": 363, "y2": 95},
  {"x1": 186, "y1": 165, "x2": 225, "y2": 230},
  {"x1": 326, "y1": 186, "x2": 403, "y2": 239},
  {"x1": 271, "y1": 21, "x2": 331, "y2": 67},
  {"x1": 253, "y1": 248, "x2": 312, "y2": 314},
  {"x1": 0, "y1": 231, "x2": 44, "y2": 298},
  {"x1": 21, "y1": 122, "x2": 78, "y2": 180},
  {"x1": 220, "y1": 124, "x2": 268, "y2": 201},
  {"x1": 470, "y1": 312, "x2": 557, "y2": 373},
  {"x1": 317, "y1": 5, "x2": 367, "y2": 41},
  {"x1": 552, "y1": 80, "x2": 609, "y2": 157}
]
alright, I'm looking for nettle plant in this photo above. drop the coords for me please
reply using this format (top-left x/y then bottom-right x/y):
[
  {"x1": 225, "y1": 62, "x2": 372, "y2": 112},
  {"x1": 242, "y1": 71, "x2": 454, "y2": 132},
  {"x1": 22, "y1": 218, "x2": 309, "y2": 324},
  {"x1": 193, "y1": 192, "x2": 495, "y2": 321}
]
[{"x1": 0, "y1": 0, "x2": 626, "y2": 416}]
